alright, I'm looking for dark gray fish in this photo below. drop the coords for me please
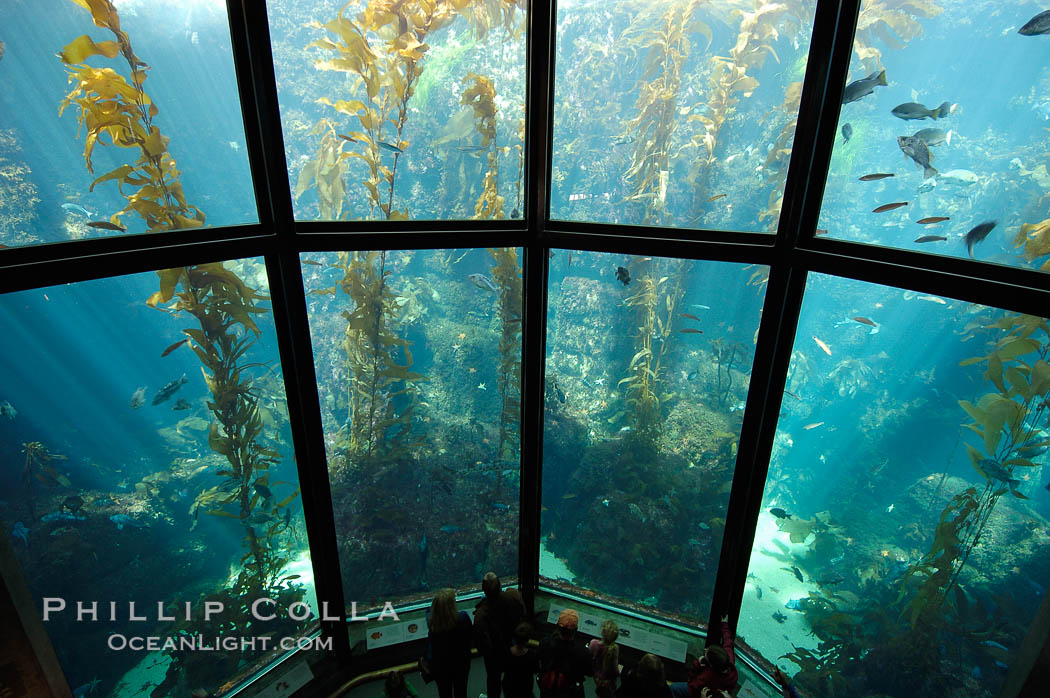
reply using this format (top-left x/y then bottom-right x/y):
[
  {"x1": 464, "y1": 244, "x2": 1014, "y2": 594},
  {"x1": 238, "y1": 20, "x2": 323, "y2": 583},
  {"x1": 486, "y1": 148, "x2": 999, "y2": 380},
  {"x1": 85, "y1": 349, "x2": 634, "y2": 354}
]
[
  {"x1": 467, "y1": 273, "x2": 498, "y2": 292},
  {"x1": 151, "y1": 373, "x2": 187, "y2": 405},
  {"x1": 841, "y1": 123, "x2": 852, "y2": 142},
  {"x1": 615, "y1": 266, "x2": 630, "y2": 285},
  {"x1": 511, "y1": 208, "x2": 520, "y2": 218},
  {"x1": 172, "y1": 398, "x2": 191, "y2": 411},
  {"x1": 892, "y1": 101, "x2": 951, "y2": 120},
  {"x1": 897, "y1": 135, "x2": 938, "y2": 179},
  {"x1": 1019, "y1": 10, "x2": 1050, "y2": 36},
  {"x1": 842, "y1": 69, "x2": 887, "y2": 104},
  {"x1": 770, "y1": 507, "x2": 792, "y2": 520},
  {"x1": 913, "y1": 128, "x2": 952, "y2": 147},
  {"x1": 772, "y1": 611, "x2": 787, "y2": 624},
  {"x1": 254, "y1": 481, "x2": 273, "y2": 499},
  {"x1": 554, "y1": 382, "x2": 566, "y2": 404},
  {"x1": 976, "y1": 458, "x2": 1025, "y2": 498},
  {"x1": 377, "y1": 141, "x2": 403, "y2": 153},
  {"x1": 964, "y1": 220, "x2": 997, "y2": 258}
]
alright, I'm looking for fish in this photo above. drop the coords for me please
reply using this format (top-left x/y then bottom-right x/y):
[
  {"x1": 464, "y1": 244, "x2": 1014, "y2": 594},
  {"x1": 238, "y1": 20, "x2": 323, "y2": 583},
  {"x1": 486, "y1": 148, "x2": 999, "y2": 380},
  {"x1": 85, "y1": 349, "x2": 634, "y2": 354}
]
[
  {"x1": 1019, "y1": 10, "x2": 1050, "y2": 36},
  {"x1": 455, "y1": 144, "x2": 490, "y2": 152},
  {"x1": 706, "y1": 194, "x2": 727, "y2": 202},
  {"x1": 62, "y1": 496, "x2": 85, "y2": 514},
  {"x1": 892, "y1": 101, "x2": 951, "y2": 120},
  {"x1": 756, "y1": 585, "x2": 763, "y2": 600},
  {"x1": 302, "y1": 259, "x2": 323, "y2": 265},
  {"x1": 915, "y1": 235, "x2": 947, "y2": 243},
  {"x1": 562, "y1": 493, "x2": 577, "y2": 499},
  {"x1": 817, "y1": 572, "x2": 845, "y2": 586},
  {"x1": 913, "y1": 128, "x2": 952, "y2": 147},
  {"x1": 813, "y1": 336, "x2": 832, "y2": 356},
  {"x1": 772, "y1": 611, "x2": 787, "y2": 624},
  {"x1": 377, "y1": 141, "x2": 403, "y2": 153},
  {"x1": 337, "y1": 134, "x2": 358, "y2": 142},
  {"x1": 467, "y1": 273, "x2": 499, "y2": 292},
  {"x1": 151, "y1": 374, "x2": 187, "y2": 405},
  {"x1": 784, "y1": 390, "x2": 801, "y2": 401},
  {"x1": 841, "y1": 69, "x2": 887, "y2": 104},
  {"x1": 554, "y1": 382, "x2": 566, "y2": 404},
  {"x1": 886, "y1": 504, "x2": 895, "y2": 513},
  {"x1": 976, "y1": 458, "x2": 1027, "y2": 498},
  {"x1": 803, "y1": 422, "x2": 824, "y2": 430},
  {"x1": 254, "y1": 481, "x2": 273, "y2": 499},
  {"x1": 897, "y1": 135, "x2": 937, "y2": 179},
  {"x1": 873, "y1": 202, "x2": 908, "y2": 213},
  {"x1": 61, "y1": 203, "x2": 94, "y2": 217},
  {"x1": 491, "y1": 502, "x2": 509, "y2": 512},
  {"x1": 440, "y1": 525, "x2": 464, "y2": 533},
  {"x1": 11, "y1": 521, "x2": 29, "y2": 546},
  {"x1": 86, "y1": 220, "x2": 127, "y2": 232},
  {"x1": 916, "y1": 217, "x2": 950, "y2": 225},
  {"x1": 679, "y1": 328, "x2": 703, "y2": 334},
  {"x1": 853, "y1": 316, "x2": 876, "y2": 327},
  {"x1": 615, "y1": 266, "x2": 631, "y2": 285},
  {"x1": 42, "y1": 512, "x2": 85, "y2": 523},
  {"x1": 964, "y1": 220, "x2": 997, "y2": 258},
  {"x1": 511, "y1": 208, "x2": 520, "y2": 218},
  {"x1": 172, "y1": 398, "x2": 191, "y2": 410},
  {"x1": 0, "y1": 400, "x2": 16, "y2": 419},
  {"x1": 248, "y1": 512, "x2": 275, "y2": 525},
  {"x1": 790, "y1": 567, "x2": 805, "y2": 583},
  {"x1": 859, "y1": 173, "x2": 894, "y2": 181},
  {"x1": 769, "y1": 508, "x2": 792, "y2": 520},
  {"x1": 681, "y1": 313, "x2": 702, "y2": 322},
  {"x1": 613, "y1": 135, "x2": 635, "y2": 146},
  {"x1": 130, "y1": 387, "x2": 147, "y2": 409},
  {"x1": 917, "y1": 295, "x2": 946, "y2": 304},
  {"x1": 0, "y1": 40, "x2": 4, "y2": 63},
  {"x1": 841, "y1": 123, "x2": 852, "y2": 142},
  {"x1": 72, "y1": 678, "x2": 100, "y2": 698},
  {"x1": 160, "y1": 338, "x2": 189, "y2": 357},
  {"x1": 109, "y1": 514, "x2": 144, "y2": 530}
]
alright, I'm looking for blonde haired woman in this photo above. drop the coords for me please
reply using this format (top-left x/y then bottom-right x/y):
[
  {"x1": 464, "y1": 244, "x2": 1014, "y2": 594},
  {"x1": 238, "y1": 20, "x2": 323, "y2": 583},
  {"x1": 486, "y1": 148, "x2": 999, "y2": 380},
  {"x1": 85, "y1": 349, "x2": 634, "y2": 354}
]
[{"x1": 426, "y1": 588, "x2": 473, "y2": 698}]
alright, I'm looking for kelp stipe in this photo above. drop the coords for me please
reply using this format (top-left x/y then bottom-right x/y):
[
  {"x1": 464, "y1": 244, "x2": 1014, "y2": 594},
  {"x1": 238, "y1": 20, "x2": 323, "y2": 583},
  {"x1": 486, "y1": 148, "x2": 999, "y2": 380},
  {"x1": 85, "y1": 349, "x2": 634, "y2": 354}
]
[
  {"x1": 58, "y1": 0, "x2": 204, "y2": 233},
  {"x1": 488, "y1": 247, "x2": 522, "y2": 463},
  {"x1": 463, "y1": 74, "x2": 503, "y2": 219},
  {"x1": 21, "y1": 441, "x2": 69, "y2": 520}
]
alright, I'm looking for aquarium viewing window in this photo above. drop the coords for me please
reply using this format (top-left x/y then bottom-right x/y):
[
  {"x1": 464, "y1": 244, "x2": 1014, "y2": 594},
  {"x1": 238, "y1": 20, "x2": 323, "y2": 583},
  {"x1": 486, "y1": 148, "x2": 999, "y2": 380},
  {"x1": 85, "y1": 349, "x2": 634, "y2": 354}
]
[{"x1": 2, "y1": 2, "x2": 1050, "y2": 698}]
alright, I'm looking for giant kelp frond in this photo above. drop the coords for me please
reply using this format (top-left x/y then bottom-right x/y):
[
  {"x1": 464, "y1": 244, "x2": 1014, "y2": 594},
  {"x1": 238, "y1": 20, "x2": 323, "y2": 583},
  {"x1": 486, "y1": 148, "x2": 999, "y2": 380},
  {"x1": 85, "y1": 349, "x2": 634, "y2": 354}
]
[
  {"x1": 758, "y1": 80, "x2": 803, "y2": 227},
  {"x1": 620, "y1": 0, "x2": 707, "y2": 225},
  {"x1": 488, "y1": 247, "x2": 522, "y2": 462},
  {"x1": 59, "y1": 0, "x2": 204, "y2": 233},
  {"x1": 1013, "y1": 217, "x2": 1050, "y2": 271},
  {"x1": 463, "y1": 74, "x2": 504, "y2": 219},
  {"x1": 853, "y1": 0, "x2": 943, "y2": 71}
]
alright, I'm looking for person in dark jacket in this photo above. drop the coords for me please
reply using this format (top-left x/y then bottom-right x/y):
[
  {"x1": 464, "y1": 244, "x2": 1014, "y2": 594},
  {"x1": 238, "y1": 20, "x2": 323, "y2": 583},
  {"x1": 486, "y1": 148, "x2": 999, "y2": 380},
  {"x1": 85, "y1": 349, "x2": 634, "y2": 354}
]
[
  {"x1": 474, "y1": 572, "x2": 527, "y2": 698},
  {"x1": 668, "y1": 617, "x2": 737, "y2": 698},
  {"x1": 503, "y1": 621, "x2": 540, "y2": 698},
  {"x1": 537, "y1": 609, "x2": 592, "y2": 698},
  {"x1": 614, "y1": 653, "x2": 671, "y2": 698},
  {"x1": 427, "y1": 588, "x2": 474, "y2": 698}
]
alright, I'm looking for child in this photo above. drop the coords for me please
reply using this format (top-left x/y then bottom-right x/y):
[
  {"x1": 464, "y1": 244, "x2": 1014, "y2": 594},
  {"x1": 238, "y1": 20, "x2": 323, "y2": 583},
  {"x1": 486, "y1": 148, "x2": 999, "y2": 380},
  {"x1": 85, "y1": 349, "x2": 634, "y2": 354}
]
[
  {"x1": 588, "y1": 620, "x2": 620, "y2": 698},
  {"x1": 503, "y1": 622, "x2": 540, "y2": 698},
  {"x1": 384, "y1": 670, "x2": 419, "y2": 698}
]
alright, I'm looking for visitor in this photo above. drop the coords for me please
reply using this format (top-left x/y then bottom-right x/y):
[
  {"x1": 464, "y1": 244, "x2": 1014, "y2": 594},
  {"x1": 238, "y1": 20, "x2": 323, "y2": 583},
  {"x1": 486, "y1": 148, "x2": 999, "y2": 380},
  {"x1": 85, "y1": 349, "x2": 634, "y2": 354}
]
[
  {"x1": 668, "y1": 615, "x2": 737, "y2": 698},
  {"x1": 537, "y1": 609, "x2": 592, "y2": 698},
  {"x1": 426, "y1": 588, "x2": 474, "y2": 698},
  {"x1": 384, "y1": 670, "x2": 419, "y2": 698},
  {"x1": 615, "y1": 653, "x2": 671, "y2": 698},
  {"x1": 474, "y1": 572, "x2": 527, "y2": 698},
  {"x1": 588, "y1": 619, "x2": 621, "y2": 698},
  {"x1": 502, "y1": 621, "x2": 540, "y2": 698},
  {"x1": 772, "y1": 668, "x2": 800, "y2": 698}
]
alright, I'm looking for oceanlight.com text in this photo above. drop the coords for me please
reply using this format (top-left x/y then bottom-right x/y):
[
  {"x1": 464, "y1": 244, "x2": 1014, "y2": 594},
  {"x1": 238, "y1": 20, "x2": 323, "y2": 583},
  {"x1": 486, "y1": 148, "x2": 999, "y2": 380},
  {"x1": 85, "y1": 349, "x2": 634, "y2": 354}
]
[{"x1": 106, "y1": 634, "x2": 334, "y2": 652}]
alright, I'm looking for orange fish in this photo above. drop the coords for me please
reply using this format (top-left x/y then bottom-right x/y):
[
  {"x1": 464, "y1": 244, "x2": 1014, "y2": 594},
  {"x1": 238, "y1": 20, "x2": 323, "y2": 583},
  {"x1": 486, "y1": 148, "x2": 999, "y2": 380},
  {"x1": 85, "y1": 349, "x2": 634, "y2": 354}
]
[
  {"x1": 813, "y1": 336, "x2": 832, "y2": 356},
  {"x1": 872, "y1": 202, "x2": 908, "y2": 213},
  {"x1": 859, "y1": 173, "x2": 895, "y2": 181},
  {"x1": 706, "y1": 193, "x2": 727, "y2": 202},
  {"x1": 853, "y1": 317, "x2": 876, "y2": 327},
  {"x1": 915, "y1": 216, "x2": 949, "y2": 225},
  {"x1": 803, "y1": 422, "x2": 824, "y2": 430},
  {"x1": 160, "y1": 338, "x2": 189, "y2": 357}
]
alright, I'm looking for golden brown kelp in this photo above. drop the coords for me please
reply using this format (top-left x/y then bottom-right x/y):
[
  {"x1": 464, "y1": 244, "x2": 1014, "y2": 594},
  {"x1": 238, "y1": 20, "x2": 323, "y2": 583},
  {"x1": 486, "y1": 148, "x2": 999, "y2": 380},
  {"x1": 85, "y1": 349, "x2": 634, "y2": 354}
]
[
  {"x1": 148, "y1": 264, "x2": 297, "y2": 594},
  {"x1": 0, "y1": 131, "x2": 41, "y2": 246},
  {"x1": 618, "y1": 259, "x2": 688, "y2": 449},
  {"x1": 58, "y1": 0, "x2": 205, "y2": 233},
  {"x1": 685, "y1": 0, "x2": 788, "y2": 212},
  {"x1": 463, "y1": 74, "x2": 504, "y2": 219},
  {"x1": 898, "y1": 312, "x2": 1050, "y2": 629},
  {"x1": 488, "y1": 247, "x2": 522, "y2": 461},
  {"x1": 295, "y1": 119, "x2": 348, "y2": 220},
  {"x1": 21, "y1": 442, "x2": 69, "y2": 519},
  {"x1": 1013, "y1": 217, "x2": 1050, "y2": 270},
  {"x1": 329, "y1": 251, "x2": 426, "y2": 460},
  {"x1": 853, "y1": 0, "x2": 943, "y2": 73},
  {"x1": 757, "y1": 80, "x2": 803, "y2": 228},
  {"x1": 620, "y1": 0, "x2": 708, "y2": 224}
]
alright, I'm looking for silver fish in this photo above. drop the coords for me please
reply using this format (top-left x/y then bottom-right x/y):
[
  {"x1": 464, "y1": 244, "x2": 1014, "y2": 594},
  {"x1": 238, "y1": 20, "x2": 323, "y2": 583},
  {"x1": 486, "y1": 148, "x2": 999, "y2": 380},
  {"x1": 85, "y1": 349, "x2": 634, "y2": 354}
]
[{"x1": 467, "y1": 273, "x2": 498, "y2": 292}]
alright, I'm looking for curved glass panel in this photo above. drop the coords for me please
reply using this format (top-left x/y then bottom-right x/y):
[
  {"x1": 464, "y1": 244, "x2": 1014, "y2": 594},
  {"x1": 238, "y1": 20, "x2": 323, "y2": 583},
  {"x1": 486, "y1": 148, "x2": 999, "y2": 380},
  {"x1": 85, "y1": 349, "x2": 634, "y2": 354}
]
[
  {"x1": 738, "y1": 273, "x2": 1050, "y2": 697},
  {"x1": 268, "y1": 1, "x2": 527, "y2": 222},
  {"x1": 818, "y1": 3, "x2": 1050, "y2": 271},
  {"x1": 551, "y1": 0, "x2": 816, "y2": 232},
  {"x1": 0, "y1": 260, "x2": 310, "y2": 697},
  {"x1": 0, "y1": 0, "x2": 256, "y2": 248},
  {"x1": 540, "y1": 250, "x2": 767, "y2": 622},
  {"x1": 303, "y1": 249, "x2": 522, "y2": 610}
]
